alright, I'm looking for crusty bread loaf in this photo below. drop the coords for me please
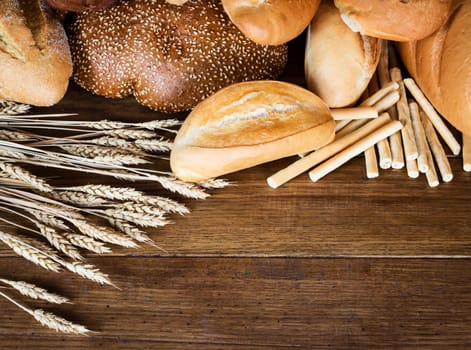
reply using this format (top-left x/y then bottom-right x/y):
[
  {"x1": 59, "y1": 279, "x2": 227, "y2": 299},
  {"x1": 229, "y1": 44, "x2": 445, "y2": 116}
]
[
  {"x1": 68, "y1": 0, "x2": 288, "y2": 113},
  {"x1": 0, "y1": 0, "x2": 72, "y2": 106},
  {"x1": 333, "y1": 0, "x2": 452, "y2": 41},
  {"x1": 221, "y1": 0, "x2": 321, "y2": 45},
  {"x1": 170, "y1": 81, "x2": 335, "y2": 182},
  {"x1": 304, "y1": 1, "x2": 381, "y2": 108},
  {"x1": 397, "y1": 0, "x2": 471, "y2": 135}
]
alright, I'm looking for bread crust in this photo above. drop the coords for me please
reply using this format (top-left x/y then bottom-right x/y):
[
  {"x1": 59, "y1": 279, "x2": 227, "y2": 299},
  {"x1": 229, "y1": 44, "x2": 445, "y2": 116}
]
[
  {"x1": 68, "y1": 0, "x2": 288, "y2": 113},
  {"x1": 304, "y1": 1, "x2": 381, "y2": 108},
  {"x1": 397, "y1": 0, "x2": 471, "y2": 135},
  {"x1": 221, "y1": 0, "x2": 321, "y2": 45},
  {"x1": 334, "y1": 0, "x2": 452, "y2": 41},
  {"x1": 171, "y1": 81, "x2": 335, "y2": 182},
  {"x1": 0, "y1": 0, "x2": 72, "y2": 106}
]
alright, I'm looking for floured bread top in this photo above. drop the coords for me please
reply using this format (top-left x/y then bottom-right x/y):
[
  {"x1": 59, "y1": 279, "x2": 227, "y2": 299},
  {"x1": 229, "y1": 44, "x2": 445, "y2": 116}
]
[{"x1": 175, "y1": 80, "x2": 333, "y2": 148}]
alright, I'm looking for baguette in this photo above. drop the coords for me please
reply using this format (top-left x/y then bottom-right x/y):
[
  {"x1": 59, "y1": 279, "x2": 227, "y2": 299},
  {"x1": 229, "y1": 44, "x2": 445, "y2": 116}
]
[
  {"x1": 397, "y1": 0, "x2": 471, "y2": 135},
  {"x1": 170, "y1": 81, "x2": 336, "y2": 182},
  {"x1": 0, "y1": 0, "x2": 72, "y2": 106},
  {"x1": 304, "y1": 0, "x2": 381, "y2": 108}
]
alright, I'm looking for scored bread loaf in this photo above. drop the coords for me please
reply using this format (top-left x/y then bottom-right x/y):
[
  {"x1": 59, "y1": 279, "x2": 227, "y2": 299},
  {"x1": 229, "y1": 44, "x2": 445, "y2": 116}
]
[
  {"x1": 0, "y1": 0, "x2": 72, "y2": 106},
  {"x1": 334, "y1": 0, "x2": 452, "y2": 41},
  {"x1": 170, "y1": 81, "x2": 336, "y2": 182},
  {"x1": 221, "y1": 0, "x2": 321, "y2": 45},
  {"x1": 304, "y1": 0, "x2": 381, "y2": 108},
  {"x1": 67, "y1": 0, "x2": 288, "y2": 113},
  {"x1": 397, "y1": 0, "x2": 471, "y2": 135}
]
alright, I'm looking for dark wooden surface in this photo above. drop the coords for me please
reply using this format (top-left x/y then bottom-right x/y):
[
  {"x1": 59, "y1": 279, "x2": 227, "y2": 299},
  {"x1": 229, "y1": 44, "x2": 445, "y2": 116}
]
[{"x1": 1, "y1": 36, "x2": 471, "y2": 349}]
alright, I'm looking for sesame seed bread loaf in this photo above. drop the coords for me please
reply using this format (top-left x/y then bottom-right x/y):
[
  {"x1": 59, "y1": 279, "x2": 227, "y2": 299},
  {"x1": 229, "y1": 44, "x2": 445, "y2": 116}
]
[
  {"x1": 67, "y1": 0, "x2": 288, "y2": 113},
  {"x1": 170, "y1": 81, "x2": 335, "y2": 182},
  {"x1": 397, "y1": 0, "x2": 471, "y2": 135},
  {"x1": 333, "y1": 0, "x2": 452, "y2": 41},
  {"x1": 221, "y1": 0, "x2": 321, "y2": 45},
  {"x1": 304, "y1": 0, "x2": 381, "y2": 108},
  {"x1": 0, "y1": 0, "x2": 72, "y2": 106}
]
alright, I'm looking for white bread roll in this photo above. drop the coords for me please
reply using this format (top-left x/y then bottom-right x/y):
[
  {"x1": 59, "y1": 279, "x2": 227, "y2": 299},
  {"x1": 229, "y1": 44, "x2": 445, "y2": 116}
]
[
  {"x1": 397, "y1": 0, "x2": 471, "y2": 135},
  {"x1": 304, "y1": 0, "x2": 381, "y2": 108},
  {"x1": 0, "y1": 0, "x2": 72, "y2": 106},
  {"x1": 171, "y1": 81, "x2": 336, "y2": 182},
  {"x1": 334, "y1": 0, "x2": 452, "y2": 41},
  {"x1": 221, "y1": 0, "x2": 321, "y2": 45}
]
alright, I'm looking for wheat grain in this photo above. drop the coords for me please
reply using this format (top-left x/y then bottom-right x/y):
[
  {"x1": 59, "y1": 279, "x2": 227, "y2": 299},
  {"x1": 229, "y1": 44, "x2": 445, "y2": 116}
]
[
  {"x1": 63, "y1": 232, "x2": 111, "y2": 254},
  {"x1": 103, "y1": 208, "x2": 170, "y2": 228},
  {"x1": 33, "y1": 222, "x2": 83, "y2": 261},
  {"x1": 153, "y1": 175, "x2": 209, "y2": 199},
  {"x1": 0, "y1": 231, "x2": 61, "y2": 272},
  {"x1": 62, "y1": 261, "x2": 113, "y2": 286},
  {"x1": 87, "y1": 120, "x2": 126, "y2": 130},
  {"x1": 0, "y1": 100, "x2": 31, "y2": 115},
  {"x1": 0, "y1": 162, "x2": 53, "y2": 192},
  {"x1": 138, "y1": 195, "x2": 189, "y2": 215},
  {"x1": 60, "y1": 145, "x2": 149, "y2": 166},
  {"x1": 0, "y1": 148, "x2": 28, "y2": 159},
  {"x1": 29, "y1": 210, "x2": 69, "y2": 230},
  {"x1": 92, "y1": 154, "x2": 149, "y2": 166},
  {"x1": 198, "y1": 178, "x2": 232, "y2": 189},
  {"x1": 0, "y1": 130, "x2": 32, "y2": 141},
  {"x1": 0, "y1": 279, "x2": 69, "y2": 304},
  {"x1": 88, "y1": 136, "x2": 143, "y2": 153},
  {"x1": 63, "y1": 184, "x2": 143, "y2": 201},
  {"x1": 139, "y1": 119, "x2": 181, "y2": 130},
  {"x1": 70, "y1": 219, "x2": 138, "y2": 248},
  {"x1": 135, "y1": 138, "x2": 173, "y2": 152},
  {"x1": 116, "y1": 202, "x2": 166, "y2": 216}
]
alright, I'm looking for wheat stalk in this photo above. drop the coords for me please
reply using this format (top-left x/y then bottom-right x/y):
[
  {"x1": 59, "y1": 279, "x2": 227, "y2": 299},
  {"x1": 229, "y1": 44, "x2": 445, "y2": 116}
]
[
  {"x1": 102, "y1": 208, "x2": 170, "y2": 228},
  {"x1": 62, "y1": 261, "x2": 113, "y2": 287},
  {"x1": 63, "y1": 232, "x2": 112, "y2": 254},
  {"x1": 47, "y1": 190, "x2": 109, "y2": 207},
  {"x1": 33, "y1": 221, "x2": 83, "y2": 261},
  {"x1": 69, "y1": 219, "x2": 138, "y2": 248},
  {"x1": 107, "y1": 218, "x2": 155, "y2": 245},
  {"x1": 0, "y1": 279, "x2": 70, "y2": 304},
  {"x1": 198, "y1": 178, "x2": 232, "y2": 189},
  {"x1": 0, "y1": 100, "x2": 31, "y2": 115},
  {"x1": 29, "y1": 210, "x2": 69, "y2": 230},
  {"x1": 0, "y1": 291, "x2": 90, "y2": 335},
  {"x1": 135, "y1": 138, "x2": 173, "y2": 152},
  {"x1": 0, "y1": 129, "x2": 34, "y2": 141},
  {"x1": 0, "y1": 162, "x2": 53, "y2": 192},
  {"x1": 103, "y1": 129, "x2": 157, "y2": 140}
]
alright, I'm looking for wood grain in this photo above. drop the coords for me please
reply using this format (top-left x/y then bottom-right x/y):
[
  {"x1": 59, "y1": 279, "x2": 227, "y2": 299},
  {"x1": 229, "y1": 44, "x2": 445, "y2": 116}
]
[{"x1": 1, "y1": 257, "x2": 471, "y2": 349}]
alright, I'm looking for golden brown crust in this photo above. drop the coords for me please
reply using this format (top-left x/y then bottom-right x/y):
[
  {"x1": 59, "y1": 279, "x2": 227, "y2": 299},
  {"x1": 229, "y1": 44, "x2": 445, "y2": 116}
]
[
  {"x1": 221, "y1": 0, "x2": 321, "y2": 45},
  {"x1": 0, "y1": 0, "x2": 72, "y2": 106},
  {"x1": 304, "y1": 1, "x2": 381, "y2": 108},
  {"x1": 170, "y1": 80, "x2": 335, "y2": 182},
  {"x1": 397, "y1": 0, "x2": 471, "y2": 135},
  {"x1": 68, "y1": 0, "x2": 288, "y2": 113},
  {"x1": 334, "y1": 0, "x2": 452, "y2": 41}
]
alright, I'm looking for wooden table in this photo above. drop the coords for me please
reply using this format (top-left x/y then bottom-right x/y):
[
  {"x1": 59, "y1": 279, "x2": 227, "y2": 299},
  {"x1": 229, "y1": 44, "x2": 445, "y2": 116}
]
[{"x1": 1, "y1": 37, "x2": 471, "y2": 349}]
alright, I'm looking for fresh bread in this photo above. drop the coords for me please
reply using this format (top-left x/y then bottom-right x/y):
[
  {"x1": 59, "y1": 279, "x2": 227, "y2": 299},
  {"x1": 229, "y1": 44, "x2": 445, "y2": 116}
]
[
  {"x1": 304, "y1": 1, "x2": 381, "y2": 108},
  {"x1": 170, "y1": 81, "x2": 336, "y2": 182},
  {"x1": 221, "y1": 0, "x2": 321, "y2": 45},
  {"x1": 334, "y1": 0, "x2": 452, "y2": 41},
  {"x1": 0, "y1": 0, "x2": 72, "y2": 106},
  {"x1": 67, "y1": 0, "x2": 288, "y2": 113},
  {"x1": 397, "y1": 0, "x2": 471, "y2": 135}
]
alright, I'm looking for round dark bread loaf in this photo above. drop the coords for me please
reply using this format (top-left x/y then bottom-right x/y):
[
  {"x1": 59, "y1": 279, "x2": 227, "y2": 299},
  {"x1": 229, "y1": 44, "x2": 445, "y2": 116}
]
[{"x1": 67, "y1": 0, "x2": 288, "y2": 113}]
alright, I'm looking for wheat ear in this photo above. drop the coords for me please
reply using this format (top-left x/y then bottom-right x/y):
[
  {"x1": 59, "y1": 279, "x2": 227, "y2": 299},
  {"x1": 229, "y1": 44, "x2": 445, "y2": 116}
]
[
  {"x1": 33, "y1": 221, "x2": 83, "y2": 261},
  {"x1": 0, "y1": 162, "x2": 53, "y2": 192},
  {"x1": 70, "y1": 219, "x2": 138, "y2": 248},
  {"x1": 0, "y1": 279, "x2": 69, "y2": 304},
  {"x1": 63, "y1": 232, "x2": 112, "y2": 254}
]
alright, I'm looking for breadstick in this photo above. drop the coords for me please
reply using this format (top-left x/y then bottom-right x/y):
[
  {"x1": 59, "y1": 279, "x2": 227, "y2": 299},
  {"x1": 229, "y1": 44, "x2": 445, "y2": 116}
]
[
  {"x1": 373, "y1": 90, "x2": 400, "y2": 114},
  {"x1": 331, "y1": 107, "x2": 378, "y2": 120},
  {"x1": 390, "y1": 68, "x2": 418, "y2": 160},
  {"x1": 365, "y1": 147, "x2": 379, "y2": 178},
  {"x1": 409, "y1": 102, "x2": 429, "y2": 173},
  {"x1": 403, "y1": 78, "x2": 461, "y2": 156},
  {"x1": 421, "y1": 110, "x2": 453, "y2": 182},
  {"x1": 267, "y1": 114, "x2": 391, "y2": 188},
  {"x1": 406, "y1": 158, "x2": 419, "y2": 178},
  {"x1": 309, "y1": 120, "x2": 403, "y2": 182},
  {"x1": 360, "y1": 81, "x2": 399, "y2": 107},
  {"x1": 464, "y1": 133, "x2": 471, "y2": 172},
  {"x1": 376, "y1": 139, "x2": 392, "y2": 169},
  {"x1": 424, "y1": 141, "x2": 439, "y2": 187},
  {"x1": 335, "y1": 119, "x2": 351, "y2": 132}
]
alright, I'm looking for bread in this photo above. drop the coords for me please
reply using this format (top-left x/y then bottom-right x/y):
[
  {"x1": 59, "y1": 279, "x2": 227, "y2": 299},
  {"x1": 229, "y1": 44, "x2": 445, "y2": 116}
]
[
  {"x1": 221, "y1": 0, "x2": 321, "y2": 45},
  {"x1": 397, "y1": 0, "x2": 471, "y2": 135},
  {"x1": 304, "y1": 1, "x2": 381, "y2": 108},
  {"x1": 334, "y1": 0, "x2": 452, "y2": 41},
  {"x1": 67, "y1": 0, "x2": 288, "y2": 113},
  {"x1": 170, "y1": 80, "x2": 336, "y2": 182},
  {"x1": 0, "y1": 0, "x2": 72, "y2": 106}
]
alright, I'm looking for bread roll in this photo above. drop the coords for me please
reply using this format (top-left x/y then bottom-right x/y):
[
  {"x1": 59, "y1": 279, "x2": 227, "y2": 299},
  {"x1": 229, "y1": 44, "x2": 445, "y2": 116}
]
[
  {"x1": 221, "y1": 0, "x2": 321, "y2": 45},
  {"x1": 170, "y1": 81, "x2": 336, "y2": 182},
  {"x1": 334, "y1": 0, "x2": 452, "y2": 41},
  {"x1": 0, "y1": 0, "x2": 72, "y2": 106},
  {"x1": 397, "y1": 0, "x2": 471, "y2": 135},
  {"x1": 68, "y1": 0, "x2": 288, "y2": 113},
  {"x1": 304, "y1": 1, "x2": 381, "y2": 108}
]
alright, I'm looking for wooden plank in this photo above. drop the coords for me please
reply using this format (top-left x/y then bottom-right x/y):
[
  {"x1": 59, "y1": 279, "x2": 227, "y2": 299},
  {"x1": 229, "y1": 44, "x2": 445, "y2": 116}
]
[{"x1": 1, "y1": 257, "x2": 471, "y2": 349}]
